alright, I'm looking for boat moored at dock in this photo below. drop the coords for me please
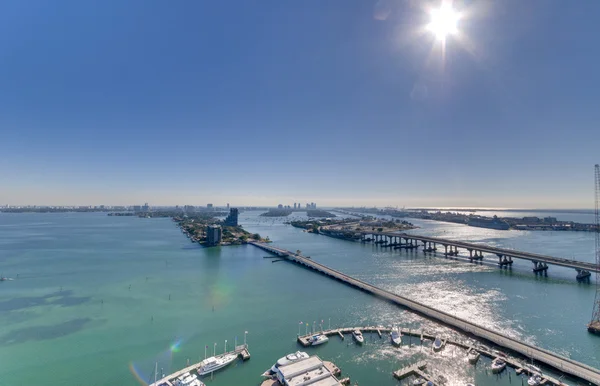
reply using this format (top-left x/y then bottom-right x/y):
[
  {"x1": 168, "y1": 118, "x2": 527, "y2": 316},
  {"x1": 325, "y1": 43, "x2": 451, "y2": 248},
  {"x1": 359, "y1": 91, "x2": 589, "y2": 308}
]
[
  {"x1": 390, "y1": 327, "x2": 402, "y2": 346},
  {"x1": 491, "y1": 358, "x2": 507, "y2": 373},
  {"x1": 467, "y1": 349, "x2": 480, "y2": 364},
  {"x1": 432, "y1": 336, "x2": 443, "y2": 351},
  {"x1": 263, "y1": 351, "x2": 309, "y2": 376},
  {"x1": 308, "y1": 334, "x2": 329, "y2": 346},
  {"x1": 197, "y1": 353, "x2": 237, "y2": 376},
  {"x1": 173, "y1": 372, "x2": 204, "y2": 386},
  {"x1": 352, "y1": 329, "x2": 364, "y2": 344}
]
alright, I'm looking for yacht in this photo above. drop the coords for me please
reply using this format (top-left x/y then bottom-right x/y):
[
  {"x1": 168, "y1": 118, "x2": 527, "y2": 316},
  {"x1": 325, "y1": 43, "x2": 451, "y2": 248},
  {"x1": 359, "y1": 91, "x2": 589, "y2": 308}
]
[
  {"x1": 412, "y1": 377, "x2": 426, "y2": 385},
  {"x1": 173, "y1": 372, "x2": 205, "y2": 386},
  {"x1": 491, "y1": 358, "x2": 506, "y2": 373},
  {"x1": 263, "y1": 351, "x2": 309, "y2": 376},
  {"x1": 467, "y1": 349, "x2": 480, "y2": 364},
  {"x1": 352, "y1": 329, "x2": 364, "y2": 344},
  {"x1": 432, "y1": 336, "x2": 443, "y2": 351},
  {"x1": 197, "y1": 354, "x2": 237, "y2": 376},
  {"x1": 390, "y1": 327, "x2": 402, "y2": 346},
  {"x1": 527, "y1": 375, "x2": 543, "y2": 386},
  {"x1": 308, "y1": 334, "x2": 329, "y2": 346}
]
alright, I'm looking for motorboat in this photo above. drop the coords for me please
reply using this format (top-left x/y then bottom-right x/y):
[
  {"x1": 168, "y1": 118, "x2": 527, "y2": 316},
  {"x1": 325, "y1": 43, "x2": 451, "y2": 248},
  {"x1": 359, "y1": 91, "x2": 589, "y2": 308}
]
[
  {"x1": 390, "y1": 327, "x2": 402, "y2": 346},
  {"x1": 491, "y1": 358, "x2": 506, "y2": 373},
  {"x1": 432, "y1": 336, "x2": 443, "y2": 351},
  {"x1": 308, "y1": 334, "x2": 329, "y2": 346},
  {"x1": 528, "y1": 375, "x2": 543, "y2": 386},
  {"x1": 412, "y1": 377, "x2": 426, "y2": 385},
  {"x1": 352, "y1": 329, "x2": 364, "y2": 344},
  {"x1": 262, "y1": 351, "x2": 309, "y2": 376},
  {"x1": 467, "y1": 349, "x2": 480, "y2": 364},
  {"x1": 173, "y1": 372, "x2": 205, "y2": 386},
  {"x1": 197, "y1": 354, "x2": 237, "y2": 376}
]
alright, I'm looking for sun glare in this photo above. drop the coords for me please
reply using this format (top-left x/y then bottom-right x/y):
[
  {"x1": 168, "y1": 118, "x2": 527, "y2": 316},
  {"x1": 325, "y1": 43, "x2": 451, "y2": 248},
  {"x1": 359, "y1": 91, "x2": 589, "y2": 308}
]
[{"x1": 427, "y1": 3, "x2": 459, "y2": 41}]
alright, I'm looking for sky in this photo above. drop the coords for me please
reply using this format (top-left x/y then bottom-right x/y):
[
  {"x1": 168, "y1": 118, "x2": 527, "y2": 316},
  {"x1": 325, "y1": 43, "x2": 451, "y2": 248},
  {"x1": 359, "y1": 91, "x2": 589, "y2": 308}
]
[{"x1": 1, "y1": 0, "x2": 599, "y2": 208}]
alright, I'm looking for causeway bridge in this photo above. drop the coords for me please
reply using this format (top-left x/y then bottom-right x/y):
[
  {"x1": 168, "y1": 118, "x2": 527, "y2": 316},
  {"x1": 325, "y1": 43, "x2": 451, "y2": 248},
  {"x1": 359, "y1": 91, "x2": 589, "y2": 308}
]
[
  {"x1": 249, "y1": 241, "x2": 600, "y2": 385},
  {"x1": 359, "y1": 231, "x2": 598, "y2": 279}
]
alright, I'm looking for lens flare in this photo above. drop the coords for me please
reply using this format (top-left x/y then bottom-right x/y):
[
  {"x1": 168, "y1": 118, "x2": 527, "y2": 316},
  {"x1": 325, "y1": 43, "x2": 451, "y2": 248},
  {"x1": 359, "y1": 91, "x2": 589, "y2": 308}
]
[
  {"x1": 129, "y1": 362, "x2": 151, "y2": 386},
  {"x1": 170, "y1": 338, "x2": 183, "y2": 353}
]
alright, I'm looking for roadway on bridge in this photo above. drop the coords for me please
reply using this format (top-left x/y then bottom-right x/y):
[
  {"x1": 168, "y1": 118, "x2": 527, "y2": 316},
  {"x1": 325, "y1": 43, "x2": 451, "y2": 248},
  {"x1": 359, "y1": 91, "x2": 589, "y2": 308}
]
[
  {"x1": 249, "y1": 241, "x2": 600, "y2": 385},
  {"x1": 363, "y1": 231, "x2": 598, "y2": 273}
]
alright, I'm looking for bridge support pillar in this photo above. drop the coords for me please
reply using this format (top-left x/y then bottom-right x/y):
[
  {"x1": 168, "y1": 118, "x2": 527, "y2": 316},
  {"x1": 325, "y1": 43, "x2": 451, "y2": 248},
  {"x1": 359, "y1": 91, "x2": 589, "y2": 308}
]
[
  {"x1": 533, "y1": 261, "x2": 549, "y2": 274},
  {"x1": 576, "y1": 269, "x2": 591, "y2": 281}
]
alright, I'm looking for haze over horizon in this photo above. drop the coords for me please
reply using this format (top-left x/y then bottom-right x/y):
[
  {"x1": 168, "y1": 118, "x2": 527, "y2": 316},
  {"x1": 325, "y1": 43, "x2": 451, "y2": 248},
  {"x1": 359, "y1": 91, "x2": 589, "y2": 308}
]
[{"x1": 2, "y1": 1, "x2": 599, "y2": 208}]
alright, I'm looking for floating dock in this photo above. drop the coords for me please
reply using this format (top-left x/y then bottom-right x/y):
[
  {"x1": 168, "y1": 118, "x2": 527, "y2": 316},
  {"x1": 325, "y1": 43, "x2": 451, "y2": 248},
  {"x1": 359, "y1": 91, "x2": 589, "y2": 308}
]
[
  {"x1": 392, "y1": 360, "x2": 429, "y2": 381},
  {"x1": 149, "y1": 344, "x2": 250, "y2": 386}
]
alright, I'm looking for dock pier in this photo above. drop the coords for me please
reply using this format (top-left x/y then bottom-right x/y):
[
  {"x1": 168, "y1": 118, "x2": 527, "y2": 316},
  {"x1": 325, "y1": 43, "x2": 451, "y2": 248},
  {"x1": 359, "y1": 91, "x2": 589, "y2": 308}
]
[
  {"x1": 249, "y1": 241, "x2": 600, "y2": 385},
  {"x1": 149, "y1": 344, "x2": 250, "y2": 386},
  {"x1": 392, "y1": 360, "x2": 429, "y2": 381}
]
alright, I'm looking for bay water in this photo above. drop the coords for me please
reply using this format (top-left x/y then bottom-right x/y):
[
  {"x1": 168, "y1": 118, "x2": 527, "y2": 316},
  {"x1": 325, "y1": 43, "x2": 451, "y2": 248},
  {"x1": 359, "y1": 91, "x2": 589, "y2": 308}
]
[{"x1": 0, "y1": 211, "x2": 598, "y2": 385}]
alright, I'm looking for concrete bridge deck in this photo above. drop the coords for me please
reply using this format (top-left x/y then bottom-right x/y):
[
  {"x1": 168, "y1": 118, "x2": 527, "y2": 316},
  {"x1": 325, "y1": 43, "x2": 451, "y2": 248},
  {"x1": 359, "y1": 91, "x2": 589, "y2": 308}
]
[
  {"x1": 361, "y1": 231, "x2": 598, "y2": 274},
  {"x1": 249, "y1": 241, "x2": 600, "y2": 385}
]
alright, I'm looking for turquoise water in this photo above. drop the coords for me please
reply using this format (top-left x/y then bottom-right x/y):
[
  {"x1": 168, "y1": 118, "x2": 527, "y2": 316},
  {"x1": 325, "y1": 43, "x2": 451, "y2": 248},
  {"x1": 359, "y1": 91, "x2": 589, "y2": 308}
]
[{"x1": 0, "y1": 212, "x2": 598, "y2": 385}]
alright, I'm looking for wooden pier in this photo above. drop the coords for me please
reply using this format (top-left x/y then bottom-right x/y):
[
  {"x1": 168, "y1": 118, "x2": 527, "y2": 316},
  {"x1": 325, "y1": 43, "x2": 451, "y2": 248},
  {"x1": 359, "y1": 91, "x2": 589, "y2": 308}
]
[
  {"x1": 393, "y1": 360, "x2": 429, "y2": 381},
  {"x1": 249, "y1": 241, "x2": 600, "y2": 385},
  {"x1": 149, "y1": 344, "x2": 250, "y2": 386}
]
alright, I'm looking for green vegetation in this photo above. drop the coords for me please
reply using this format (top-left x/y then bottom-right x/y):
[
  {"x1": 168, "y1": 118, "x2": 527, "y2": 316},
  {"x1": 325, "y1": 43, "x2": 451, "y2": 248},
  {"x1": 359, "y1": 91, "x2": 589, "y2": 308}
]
[
  {"x1": 260, "y1": 209, "x2": 293, "y2": 217},
  {"x1": 306, "y1": 209, "x2": 336, "y2": 218}
]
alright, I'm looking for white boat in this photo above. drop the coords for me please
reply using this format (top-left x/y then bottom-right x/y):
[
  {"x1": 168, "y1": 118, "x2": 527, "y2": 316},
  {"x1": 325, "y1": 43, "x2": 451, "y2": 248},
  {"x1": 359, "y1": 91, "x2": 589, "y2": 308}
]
[
  {"x1": 390, "y1": 327, "x2": 402, "y2": 346},
  {"x1": 197, "y1": 354, "x2": 237, "y2": 376},
  {"x1": 308, "y1": 334, "x2": 329, "y2": 346},
  {"x1": 412, "y1": 377, "x2": 426, "y2": 385},
  {"x1": 432, "y1": 336, "x2": 443, "y2": 351},
  {"x1": 174, "y1": 372, "x2": 205, "y2": 386},
  {"x1": 491, "y1": 358, "x2": 506, "y2": 373},
  {"x1": 263, "y1": 351, "x2": 309, "y2": 376},
  {"x1": 352, "y1": 329, "x2": 364, "y2": 344},
  {"x1": 527, "y1": 375, "x2": 543, "y2": 386},
  {"x1": 467, "y1": 349, "x2": 480, "y2": 364}
]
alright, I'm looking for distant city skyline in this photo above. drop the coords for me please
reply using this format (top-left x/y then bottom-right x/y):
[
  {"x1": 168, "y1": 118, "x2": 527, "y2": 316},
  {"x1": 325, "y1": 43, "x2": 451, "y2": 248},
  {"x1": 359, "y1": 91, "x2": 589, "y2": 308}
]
[{"x1": 1, "y1": 1, "x2": 599, "y2": 209}]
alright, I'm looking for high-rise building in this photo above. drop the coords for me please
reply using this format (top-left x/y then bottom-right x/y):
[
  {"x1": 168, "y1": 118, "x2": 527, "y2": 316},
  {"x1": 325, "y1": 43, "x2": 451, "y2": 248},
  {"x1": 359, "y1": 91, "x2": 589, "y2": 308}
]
[
  {"x1": 207, "y1": 204, "x2": 213, "y2": 209},
  {"x1": 224, "y1": 208, "x2": 239, "y2": 227},
  {"x1": 142, "y1": 202, "x2": 149, "y2": 212},
  {"x1": 133, "y1": 205, "x2": 142, "y2": 212},
  {"x1": 227, "y1": 203, "x2": 230, "y2": 210},
  {"x1": 278, "y1": 204, "x2": 283, "y2": 209},
  {"x1": 293, "y1": 203, "x2": 297, "y2": 209},
  {"x1": 206, "y1": 225, "x2": 222, "y2": 246}
]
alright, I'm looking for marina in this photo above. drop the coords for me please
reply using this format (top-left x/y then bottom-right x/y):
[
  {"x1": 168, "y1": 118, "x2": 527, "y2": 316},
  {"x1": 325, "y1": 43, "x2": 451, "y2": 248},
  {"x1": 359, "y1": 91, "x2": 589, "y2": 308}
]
[
  {"x1": 250, "y1": 241, "x2": 600, "y2": 385},
  {"x1": 149, "y1": 344, "x2": 250, "y2": 386}
]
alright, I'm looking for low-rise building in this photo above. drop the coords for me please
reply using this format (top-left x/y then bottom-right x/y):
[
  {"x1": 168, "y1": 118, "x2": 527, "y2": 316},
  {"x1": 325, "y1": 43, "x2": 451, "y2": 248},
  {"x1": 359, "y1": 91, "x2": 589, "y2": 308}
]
[{"x1": 276, "y1": 356, "x2": 342, "y2": 386}]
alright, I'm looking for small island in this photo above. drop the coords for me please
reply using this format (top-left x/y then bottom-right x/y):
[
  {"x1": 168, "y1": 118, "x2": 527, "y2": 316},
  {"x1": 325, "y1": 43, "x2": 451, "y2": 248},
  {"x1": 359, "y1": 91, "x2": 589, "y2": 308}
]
[
  {"x1": 306, "y1": 209, "x2": 336, "y2": 218},
  {"x1": 260, "y1": 209, "x2": 293, "y2": 217},
  {"x1": 291, "y1": 217, "x2": 416, "y2": 241}
]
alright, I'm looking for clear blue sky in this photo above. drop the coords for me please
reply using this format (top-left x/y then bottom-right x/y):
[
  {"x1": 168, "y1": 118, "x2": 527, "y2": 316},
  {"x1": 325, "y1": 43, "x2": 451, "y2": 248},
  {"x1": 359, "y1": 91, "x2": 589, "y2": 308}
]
[{"x1": 1, "y1": 0, "x2": 599, "y2": 208}]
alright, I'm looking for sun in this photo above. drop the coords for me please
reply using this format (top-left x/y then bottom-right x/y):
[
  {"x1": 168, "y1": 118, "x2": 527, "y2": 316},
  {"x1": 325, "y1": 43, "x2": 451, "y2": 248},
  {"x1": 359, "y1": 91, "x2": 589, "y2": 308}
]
[{"x1": 427, "y1": 3, "x2": 459, "y2": 41}]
